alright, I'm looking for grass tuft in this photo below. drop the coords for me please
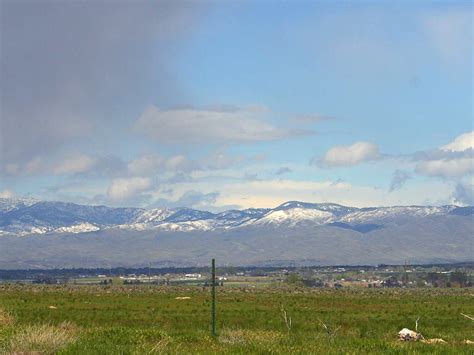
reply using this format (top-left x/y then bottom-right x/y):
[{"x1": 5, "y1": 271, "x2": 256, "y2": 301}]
[
  {"x1": 0, "y1": 309, "x2": 15, "y2": 327},
  {"x1": 8, "y1": 322, "x2": 77, "y2": 354},
  {"x1": 219, "y1": 328, "x2": 284, "y2": 345}
]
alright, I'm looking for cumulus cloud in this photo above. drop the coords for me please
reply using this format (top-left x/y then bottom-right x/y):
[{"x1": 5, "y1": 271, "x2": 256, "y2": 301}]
[
  {"x1": 441, "y1": 131, "x2": 474, "y2": 152},
  {"x1": 134, "y1": 105, "x2": 311, "y2": 144},
  {"x1": 414, "y1": 131, "x2": 474, "y2": 178},
  {"x1": 317, "y1": 141, "x2": 380, "y2": 167},
  {"x1": 107, "y1": 177, "x2": 151, "y2": 202},
  {"x1": 415, "y1": 157, "x2": 473, "y2": 178},
  {"x1": 389, "y1": 170, "x2": 411, "y2": 192}
]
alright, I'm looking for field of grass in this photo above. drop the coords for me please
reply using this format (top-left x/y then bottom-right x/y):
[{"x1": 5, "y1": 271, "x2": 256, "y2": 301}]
[{"x1": 0, "y1": 285, "x2": 473, "y2": 354}]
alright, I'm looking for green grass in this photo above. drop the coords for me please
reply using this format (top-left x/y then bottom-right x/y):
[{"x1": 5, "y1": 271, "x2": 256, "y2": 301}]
[{"x1": 0, "y1": 285, "x2": 473, "y2": 354}]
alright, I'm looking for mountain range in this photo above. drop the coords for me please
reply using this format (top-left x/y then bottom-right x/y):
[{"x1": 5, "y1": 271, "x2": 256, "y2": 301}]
[{"x1": 0, "y1": 198, "x2": 472, "y2": 269}]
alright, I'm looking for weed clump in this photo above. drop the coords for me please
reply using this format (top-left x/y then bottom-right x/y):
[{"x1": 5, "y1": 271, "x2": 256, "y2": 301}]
[
  {"x1": 0, "y1": 309, "x2": 15, "y2": 327},
  {"x1": 8, "y1": 321, "x2": 77, "y2": 354}
]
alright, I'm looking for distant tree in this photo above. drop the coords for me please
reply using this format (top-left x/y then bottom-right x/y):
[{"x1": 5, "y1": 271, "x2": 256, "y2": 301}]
[
  {"x1": 426, "y1": 272, "x2": 448, "y2": 287},
  {"x1": 415, "y1": 279, "x2": 426, "y2": 288},
  {"x1": 286, "y1": 273, "x2": 304, "y2": 286},
  {"x1": 224, "y1": 266, "x2": 236, "y2": 275},
  {"x1": 427, "y1": 272, "x2": 440, "y2": 284},
  {"x1": 450, "y1": 271, "x2": 468, "y2": 287}
]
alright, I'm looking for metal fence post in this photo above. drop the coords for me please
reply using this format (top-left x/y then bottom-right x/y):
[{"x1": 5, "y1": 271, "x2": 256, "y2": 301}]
[{"x1": 211, "y1": 258, "x2": 216, "y2": 336}]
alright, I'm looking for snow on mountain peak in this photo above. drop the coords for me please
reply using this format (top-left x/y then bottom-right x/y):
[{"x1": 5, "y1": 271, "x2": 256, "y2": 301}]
[
  {"x1": 54, "y1": 223, "x2": 100, "y2": 234},
  {"x1": 132, "y1": 208, "x2": 174, "y2": 224},
  {"x1": 0, "y1": 197, "x2": 38, "y2": 212},
  {"x1": 340, "y1": 205, "x2": 452, "y2": 223},
  {"x1": 254, "y1": 207, "x2": 334, "y2": 226},
  {"x1": 0, "y1": 198, "x2": 468, "y2": 236}
]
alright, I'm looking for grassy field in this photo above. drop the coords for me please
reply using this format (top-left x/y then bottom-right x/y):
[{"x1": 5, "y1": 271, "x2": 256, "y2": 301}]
[{"x1": 0, "y1": 285, "x2": 473, "y2": 354}]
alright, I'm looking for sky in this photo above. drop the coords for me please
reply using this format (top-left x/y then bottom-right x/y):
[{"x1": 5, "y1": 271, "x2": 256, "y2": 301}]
[{"x1": 0, "y1": 0, "x2": 473, "y2": 211}]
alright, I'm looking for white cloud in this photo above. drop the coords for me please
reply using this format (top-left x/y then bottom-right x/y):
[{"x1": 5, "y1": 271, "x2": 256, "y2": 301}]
[
  {"x1": 107, "y1": 177, "x2": 151, "y2": 201},
  {"x1": 134, "y1": 105, "x2": 310, "y2": 144},
  {"x1": 441, "y1": 131, "x2": 474, "y2": 152},
  {"x1": 415, "y1": 157, "x2": 473, "y2": 178},
  {"x1": 53, "y1": 155, "x2": 96, "y2": 175},
  {"x1": 415, "y1": 131, "x2": 474, "y2": 178},
  {"x1": 318, "y1": 141, "x2": 380, "y2": 167}
]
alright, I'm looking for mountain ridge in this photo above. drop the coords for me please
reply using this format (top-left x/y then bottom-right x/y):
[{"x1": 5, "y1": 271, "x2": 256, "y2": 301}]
[
  {"x1": 0, "y1": 197, "x2": 472, "y2": 269},
  {"x1": 0, "y1": 197, "x2": 470, "y2": 236}
]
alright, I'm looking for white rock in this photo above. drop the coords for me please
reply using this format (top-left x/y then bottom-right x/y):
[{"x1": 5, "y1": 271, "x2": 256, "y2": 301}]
[{"x1": 398, "y1": 328, "x2": 421, "y2": 341}]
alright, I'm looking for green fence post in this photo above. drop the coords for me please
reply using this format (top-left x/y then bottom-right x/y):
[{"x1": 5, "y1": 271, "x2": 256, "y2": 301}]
[{"x1": 211, "y1": 258, "x2": 216, "y2": 337}]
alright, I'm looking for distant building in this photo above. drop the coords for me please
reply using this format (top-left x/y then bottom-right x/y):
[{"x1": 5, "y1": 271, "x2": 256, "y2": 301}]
[
  {"x1": 185, "y1": 274, "x2": 202, "y2": 279},
  {"x1": 382, "y1": 276, "x2": 402, "y2": 288}
]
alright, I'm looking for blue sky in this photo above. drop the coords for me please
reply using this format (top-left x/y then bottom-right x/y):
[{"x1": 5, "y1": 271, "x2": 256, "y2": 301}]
[{"x1": 0, "y1": 0, "x2": 472, "y2": 210}]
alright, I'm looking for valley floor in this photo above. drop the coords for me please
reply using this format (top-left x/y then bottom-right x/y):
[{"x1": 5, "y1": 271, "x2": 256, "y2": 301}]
[{"x1": 0, "y1": 285, "x2": 473, "y2": 354}]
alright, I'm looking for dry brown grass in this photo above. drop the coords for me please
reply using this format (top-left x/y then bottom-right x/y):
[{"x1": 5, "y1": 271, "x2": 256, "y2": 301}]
[
  {"x1": 0, "y1": 308, "x2": 15, "y2": 327},
  {"x1": 8, "y1": 322, "x2": 78, "y2": 354}
]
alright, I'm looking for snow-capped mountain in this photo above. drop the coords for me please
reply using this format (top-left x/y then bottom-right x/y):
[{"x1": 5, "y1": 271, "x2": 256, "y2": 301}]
[
  {"x1": 0, "y1": 197, "x2": 38, "y2": 213},
  {"x1": 251, "y1": 208, "x2": 334, "y2": 227},
  {"x1": 0, "y1": 198, "x2": 472, "y2": 268},
  {"x1": 0, "y1": 198, "x2": 470, "y2": 236}
]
